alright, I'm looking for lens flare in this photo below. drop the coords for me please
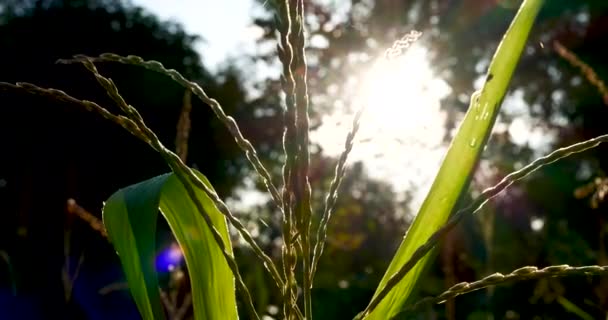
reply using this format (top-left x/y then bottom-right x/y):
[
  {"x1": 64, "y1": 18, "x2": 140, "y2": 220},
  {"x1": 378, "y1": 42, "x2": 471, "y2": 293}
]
[
  {"x1": 312, "y1": 43, "x2": 451, "y2": 210},
  {"x1": 156, "y1": 242, "x2": 184, "y2": 273}
]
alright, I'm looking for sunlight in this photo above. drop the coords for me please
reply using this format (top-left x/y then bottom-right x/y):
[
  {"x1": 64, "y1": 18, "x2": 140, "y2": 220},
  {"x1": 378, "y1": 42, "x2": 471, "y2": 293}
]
[
  {"x1": 312, "y1": 43, "x2": 451, "y2": 210},
  {"x1": 359, "y1": 45, "x2": 450, "y2": 141}
]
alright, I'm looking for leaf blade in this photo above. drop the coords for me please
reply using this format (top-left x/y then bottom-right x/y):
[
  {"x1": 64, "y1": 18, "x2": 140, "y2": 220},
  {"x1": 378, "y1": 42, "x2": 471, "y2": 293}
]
[
  {"x1": 160, "y1": 171, "x2": 237, "y2": 320},
  {"x1": 363, "y1": 0, "x2": 544, "y2": 318},
  {"x1": 103, "y1": 174, "x2": 169, "y2": 320},
  {"x1": 102, "y1": 170, "x2": 238, "y2": 320}
]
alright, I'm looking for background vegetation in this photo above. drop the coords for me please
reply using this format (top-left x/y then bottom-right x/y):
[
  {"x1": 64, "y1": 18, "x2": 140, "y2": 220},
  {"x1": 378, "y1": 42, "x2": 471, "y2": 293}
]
[{"x1": 0, "y1": 0, "x2": 607, "y2": 319}]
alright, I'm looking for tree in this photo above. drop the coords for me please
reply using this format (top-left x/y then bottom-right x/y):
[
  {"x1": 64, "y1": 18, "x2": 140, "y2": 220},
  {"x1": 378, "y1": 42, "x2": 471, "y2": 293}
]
[
  {"x1": 0, "y1": 0, "x2": 282, "y2": 317},
  {"x1": 251, "y1": 1, "x2": 608, "y2": 318}
]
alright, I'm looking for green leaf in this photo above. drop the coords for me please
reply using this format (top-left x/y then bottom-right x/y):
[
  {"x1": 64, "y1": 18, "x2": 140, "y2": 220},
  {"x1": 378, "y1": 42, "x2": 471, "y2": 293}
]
[
  {"x1": 363, "y1": 0, "x2": 544, "y2": 318},
  {"x1": 557, "y1": 296, "x2": 594, "y2": 320},
  {"x1": 102, "y1": 170, "x2": 237, "y2": 320}
]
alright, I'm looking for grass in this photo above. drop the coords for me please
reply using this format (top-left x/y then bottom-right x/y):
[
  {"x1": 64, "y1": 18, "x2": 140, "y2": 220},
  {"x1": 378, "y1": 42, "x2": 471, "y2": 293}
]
[{"x1": 2, "y1": 0, "x2": 608, "y2": 319}]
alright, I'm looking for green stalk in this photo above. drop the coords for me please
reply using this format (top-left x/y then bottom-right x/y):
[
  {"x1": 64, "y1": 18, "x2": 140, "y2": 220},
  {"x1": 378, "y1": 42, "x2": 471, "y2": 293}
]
[{"x1": 358, "y1": 0, "x2": 544, "y2": 318}]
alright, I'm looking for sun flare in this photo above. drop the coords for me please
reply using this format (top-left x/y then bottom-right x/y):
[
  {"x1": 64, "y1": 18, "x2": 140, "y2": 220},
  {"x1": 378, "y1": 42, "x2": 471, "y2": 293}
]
[
  {"x1": 360, "y1": 45, "x2": 449, "y2": 134},
  {"x1": 312, "y1": 43, "x2": 451, "y2": 209}
]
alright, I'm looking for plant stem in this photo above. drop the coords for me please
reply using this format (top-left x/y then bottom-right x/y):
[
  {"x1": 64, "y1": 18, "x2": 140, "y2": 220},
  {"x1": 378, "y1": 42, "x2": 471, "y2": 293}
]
[
  {"x1": 356, "y1": 132, "x2": 608, "y2": 319},
  {"x1": 1, "y1": 79, "x2": 267, "y2": 319},
  {"x1": 289, "y1": 1, "x2": 313, "y2": 318},
  {"x1": 396, "y1": 265, "x2": 608, "y2": 318},
  {"x1": 311, "y1": 108, "x2": 363, "y2": 280},
  {"x1": 58, "y1": 54, "x2": 284, "y2": 213}
]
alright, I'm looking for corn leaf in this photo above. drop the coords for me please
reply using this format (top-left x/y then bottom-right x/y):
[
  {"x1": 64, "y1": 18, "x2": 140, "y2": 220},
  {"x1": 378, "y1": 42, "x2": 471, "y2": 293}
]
[
  {"x1": 363, "y1": 0, "x2": 544, "y2": 318},
  {"x1": 102, "y1": 170, "x2": 237, "y2": 320}
]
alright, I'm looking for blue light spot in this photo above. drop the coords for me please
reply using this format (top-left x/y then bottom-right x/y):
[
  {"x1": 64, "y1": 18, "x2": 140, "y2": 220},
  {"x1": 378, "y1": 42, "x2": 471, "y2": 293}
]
[{"x1": 156, "y1": 243, "x2": 183, "y2": 273}]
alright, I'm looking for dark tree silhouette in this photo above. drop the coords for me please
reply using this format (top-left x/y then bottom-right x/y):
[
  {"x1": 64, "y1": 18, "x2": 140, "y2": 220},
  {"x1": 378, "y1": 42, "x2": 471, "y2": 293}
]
[{"x1": 0, "y1": 0, "x2": 282, "y2": 318}]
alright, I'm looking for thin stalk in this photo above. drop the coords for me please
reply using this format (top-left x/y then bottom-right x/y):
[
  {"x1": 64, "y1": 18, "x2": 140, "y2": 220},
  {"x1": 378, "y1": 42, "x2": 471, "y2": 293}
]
[
  {"x1": 176, "y1": 89, "x2": 192, "y2": 162},
  {"x1": 78, "y1": 59, "x2": 266, "y2": 319},
  {"x1": 272, "y1": 2, "x2": 318, "y2": 317},
  {"x1": 1, "y1": 79, "x2": 268, "y2": 319},
  {"x1": 310, "y1": 108, "x2": 363, "y2": 279},
  {"x1": 162, "y1": 151, "x2": 260, "y2": 320},
  {"x1": 276, "y1": 0, "x2": 303, "y2": 318},
  {"x1": 57, "y1": 55, "x2": 284, "y2": 213},
  {"x1": 0, "y1": 82, "x2": 147, "y2": 142},
  {"x1": 289, "y1": 1, "x2": 313, "y2": 318},
  {"x1": 396, "y1": 265, "x2": 608, "y2": 317},
  {"x1": 78, "y1": 59, "x2": 284, "y2": 291},
  {"x1": 67, "y1": 199, "x2": 108, "y2": 238},
  {"x1": 553, "y1": 41, "x2": 608, "y2": 106},
  {"x1": 357, "y1": 133, "x2": 608, "y2": 318},
  {"x1": 0, "y1": 250, "x2": 16, "y2": 296},
  {"x1": 310, "y1": 30, "x2": 422, "y2": 283}
]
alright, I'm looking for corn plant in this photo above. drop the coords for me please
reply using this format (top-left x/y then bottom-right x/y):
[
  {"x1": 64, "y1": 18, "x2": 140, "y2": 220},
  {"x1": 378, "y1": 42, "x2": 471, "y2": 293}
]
[{"x1": 2, "y1": 0, "x2": 608, "y2": 319}]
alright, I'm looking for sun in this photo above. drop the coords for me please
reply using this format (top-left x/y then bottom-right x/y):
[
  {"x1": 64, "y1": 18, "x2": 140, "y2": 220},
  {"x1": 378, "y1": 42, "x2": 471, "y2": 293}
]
[
  {"x1": 358, "y1": 44, "x2": 449, "y2": 139},
  {"x1": 312, "y1": 42, "x2": 451, "y2": 209}
]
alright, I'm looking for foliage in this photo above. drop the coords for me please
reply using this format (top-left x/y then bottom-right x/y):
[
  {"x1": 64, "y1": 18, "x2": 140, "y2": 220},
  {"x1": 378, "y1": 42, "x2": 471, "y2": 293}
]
[
  {"x1": 2, "y1": 0, "x2": 608, "y2": 319},
  {"x1": 253, "y1": 0, "x2": 608, "y2": 318},
  {"x1": 103, "y1": 171, "x2": 237, "y2": 320},
  {"x1": 359, "y1": 1, "x2": 543, "y2": 318},
  {"x1": 0, "y1": 0, "x2": 280, "y2": 317}
]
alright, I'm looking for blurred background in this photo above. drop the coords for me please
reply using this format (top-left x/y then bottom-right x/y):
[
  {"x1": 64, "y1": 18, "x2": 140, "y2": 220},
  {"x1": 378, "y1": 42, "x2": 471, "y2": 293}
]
[{"x1": 0, "y1": 0, "x2": 607, "y2": 319}]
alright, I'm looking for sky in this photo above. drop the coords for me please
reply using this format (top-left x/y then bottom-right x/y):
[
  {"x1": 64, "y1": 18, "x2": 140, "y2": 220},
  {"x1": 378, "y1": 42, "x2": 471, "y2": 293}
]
[
  {"x1": 132, "y1": 0, "x2": 258, "y2": 70},
  {"x1": 132, "y1": 0, "x2": 451, "y2": 211},
  {"x1": 131, "y1": 0, "x2": 549, "y2": 214}
]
